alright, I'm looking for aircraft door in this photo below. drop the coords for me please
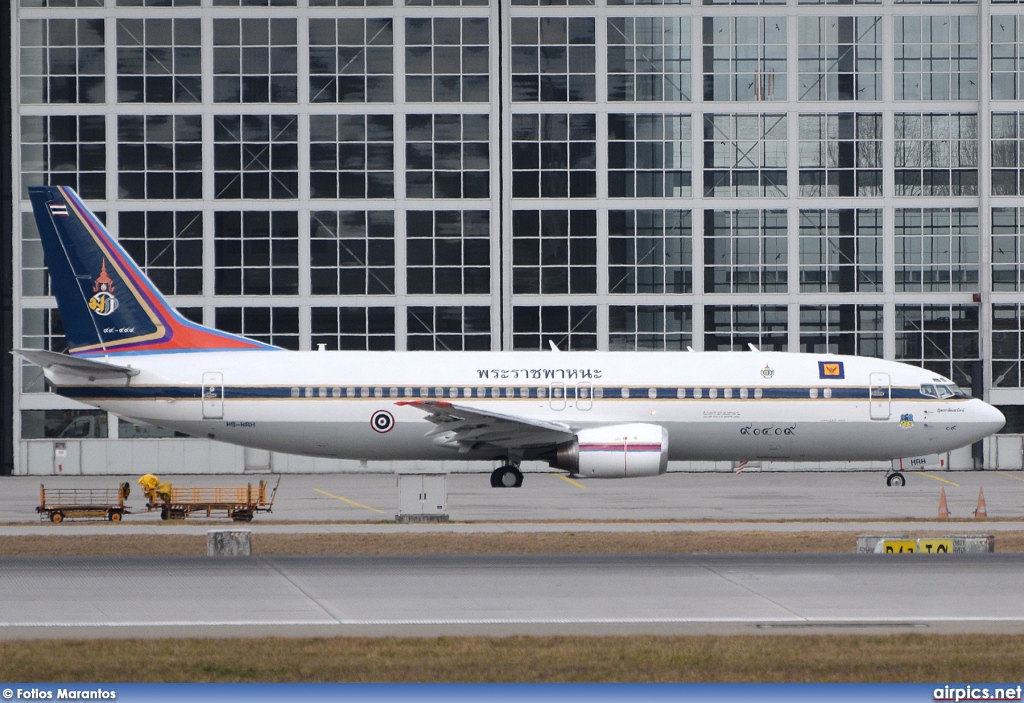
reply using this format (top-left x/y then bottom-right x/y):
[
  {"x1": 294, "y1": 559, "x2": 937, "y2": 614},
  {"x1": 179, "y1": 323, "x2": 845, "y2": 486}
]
[
  {"x1": 202, "y1": 371, "x2": 224, "y2": 419},
  {"x1": 549, "y1": 382, "x2": 566, "y2": 410},
  {"x1": 577, "y1": 382, "x2": 593, "y2": 410},
  {"x1": 869, "y1": 372, "x2": 890, "y2": 420}
]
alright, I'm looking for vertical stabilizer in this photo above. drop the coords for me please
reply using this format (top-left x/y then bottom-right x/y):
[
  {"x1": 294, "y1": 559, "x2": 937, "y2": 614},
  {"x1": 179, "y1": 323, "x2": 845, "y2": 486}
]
[{"x1": 28, "y1": 185, "x2": 275, "y2": 356}]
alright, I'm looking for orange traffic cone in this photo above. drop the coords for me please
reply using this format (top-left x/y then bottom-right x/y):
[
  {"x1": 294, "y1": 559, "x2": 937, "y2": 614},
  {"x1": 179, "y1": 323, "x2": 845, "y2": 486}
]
[
  {"x1": 974, "y1": 487, "x2": 988, "y2": 519},
  {"x1": 938, "y1": 487, "x2": 950, "y2": 519}
]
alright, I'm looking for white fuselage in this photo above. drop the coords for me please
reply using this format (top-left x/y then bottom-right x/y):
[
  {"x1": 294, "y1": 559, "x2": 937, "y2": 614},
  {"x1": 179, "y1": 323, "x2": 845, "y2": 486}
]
[{"x1": 48, "y1": 350, "x2": 1005, "y2": 464}]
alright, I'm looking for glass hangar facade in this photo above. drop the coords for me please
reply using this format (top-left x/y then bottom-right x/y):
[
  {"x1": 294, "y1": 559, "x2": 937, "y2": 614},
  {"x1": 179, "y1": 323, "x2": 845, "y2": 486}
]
[{"x1": 6, "y1": 0, "x2": 1024, "y2": 473}]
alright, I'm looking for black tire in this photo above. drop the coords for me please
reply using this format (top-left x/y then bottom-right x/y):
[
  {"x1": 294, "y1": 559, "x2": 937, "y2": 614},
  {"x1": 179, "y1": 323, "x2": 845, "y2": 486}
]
[
  {"x1": 491, "y1": 466, "x2": 523, "y2": 488},
  {"x1": 887, "y1": 473, "x2": 906, "y2": 487},
  {"x1": 50, "y1": 511, "x2": 64, "y2": 523},
  {"x1": 231, "y1": 510, "x2": 254, "y2": 522},
  {"x1": 160, "y1": 507, "x2": 169, "y2": 520}
]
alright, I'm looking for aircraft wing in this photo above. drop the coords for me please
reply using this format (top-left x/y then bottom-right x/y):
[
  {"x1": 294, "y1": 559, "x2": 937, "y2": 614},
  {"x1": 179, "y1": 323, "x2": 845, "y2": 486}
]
[
  {"x1": 395, "y1": 399, "x2": 575, "y2": 452},
  {"x1": 13, "y1": 349, "x2": 140, "y2": 381}
]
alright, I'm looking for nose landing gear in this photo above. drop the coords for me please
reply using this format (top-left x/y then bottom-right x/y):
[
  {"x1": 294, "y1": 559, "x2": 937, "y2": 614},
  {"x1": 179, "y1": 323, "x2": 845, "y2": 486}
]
[{"x1": 886, "y1": 472, "x2": 906, "y2": 487}]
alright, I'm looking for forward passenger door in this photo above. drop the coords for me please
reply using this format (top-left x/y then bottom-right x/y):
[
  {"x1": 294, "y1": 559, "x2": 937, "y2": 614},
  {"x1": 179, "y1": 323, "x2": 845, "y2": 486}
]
[{"x1": 869, "y1": 372, "x2": 890, "y2": 420}]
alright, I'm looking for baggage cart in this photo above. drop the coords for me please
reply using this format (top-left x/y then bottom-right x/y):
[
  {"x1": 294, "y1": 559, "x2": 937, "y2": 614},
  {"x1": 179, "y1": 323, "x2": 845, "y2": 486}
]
[
  {"x1": 141, "y1": 476, "x2": 280, "y2": 522},
  {"x1": 36, "y1": 483, "x2": 131, "y2": 523}
]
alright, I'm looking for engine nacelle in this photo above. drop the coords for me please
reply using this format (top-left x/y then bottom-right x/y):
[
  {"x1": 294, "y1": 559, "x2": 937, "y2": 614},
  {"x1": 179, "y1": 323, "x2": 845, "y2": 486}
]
[{"x1": 551, "y1": 423, "x2": 668, "y2": 478}]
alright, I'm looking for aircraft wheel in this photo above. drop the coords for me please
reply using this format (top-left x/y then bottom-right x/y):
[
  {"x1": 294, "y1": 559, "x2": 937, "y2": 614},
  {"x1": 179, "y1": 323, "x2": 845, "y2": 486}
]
[
  {"x1": 491, "y1": 466, "x2": 523, "y2": 488},
  {"x1": 886, "y1": 472, "x2": 906, "y2": 487}
]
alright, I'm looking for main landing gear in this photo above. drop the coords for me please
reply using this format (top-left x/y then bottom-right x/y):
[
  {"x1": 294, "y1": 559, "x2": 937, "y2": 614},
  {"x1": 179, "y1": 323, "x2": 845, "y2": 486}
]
[
  {"x1": 490, "y1": 464, "x2": 523, "y2": 488},
  {"x1": 886, "y1": 472, "x2": 906, "y2": 487}
]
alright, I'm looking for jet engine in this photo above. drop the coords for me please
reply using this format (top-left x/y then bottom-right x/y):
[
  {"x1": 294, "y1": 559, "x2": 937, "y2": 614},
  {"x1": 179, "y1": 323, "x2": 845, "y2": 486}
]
[{"x1": 551, "y1": 423, "x2": 668, "y2": 478}]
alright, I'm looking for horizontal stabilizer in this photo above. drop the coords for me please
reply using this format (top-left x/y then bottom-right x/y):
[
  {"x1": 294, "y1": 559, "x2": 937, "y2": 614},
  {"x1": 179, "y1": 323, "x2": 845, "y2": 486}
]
[{"x1": 14, "y1": 349, "x2": 140, "y2": 380}]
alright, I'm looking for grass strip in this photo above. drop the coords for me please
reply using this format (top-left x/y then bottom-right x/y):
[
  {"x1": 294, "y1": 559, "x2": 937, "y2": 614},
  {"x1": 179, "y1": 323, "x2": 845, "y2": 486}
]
[
  {"x1": 1, "y1": 530, "x2": 1021, "y2": 557},
  {"x1": 3, "y1": 634, "x2": 1024, "y2": 682}
]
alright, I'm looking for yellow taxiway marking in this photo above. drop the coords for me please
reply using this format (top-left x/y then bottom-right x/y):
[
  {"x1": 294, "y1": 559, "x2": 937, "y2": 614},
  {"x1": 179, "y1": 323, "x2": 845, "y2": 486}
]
[
  {"x1": 914, "y1": 472, "x2": 960, "y2": 487},
  {"x1": 555, "y1": 474, "x2": 586, "y2": 489},
  {"x1": 314, "y1": 488, "x2": 387, "y2": 514},
  {"x1": 995, "y1": 470, "x2": 1024, "y2": 484}
]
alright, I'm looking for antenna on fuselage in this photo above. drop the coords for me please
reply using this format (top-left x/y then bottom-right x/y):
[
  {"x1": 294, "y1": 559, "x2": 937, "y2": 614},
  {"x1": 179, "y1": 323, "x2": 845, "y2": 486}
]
[
  {"x1": 686, "y1": 346, "x2": 695, "y2": 352},
  {"x1": 748, "y1": 343, "x2": 760, "y2": 352},
  {"x1": 549, "y1": 340, "x2": 560, "y2": 352}
]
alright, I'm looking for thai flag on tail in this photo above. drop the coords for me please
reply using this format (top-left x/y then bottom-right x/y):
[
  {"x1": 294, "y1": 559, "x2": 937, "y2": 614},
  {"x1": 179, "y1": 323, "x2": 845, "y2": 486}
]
[{"x1": 48, "y1": 203, "x2": 68, "y2": 217}]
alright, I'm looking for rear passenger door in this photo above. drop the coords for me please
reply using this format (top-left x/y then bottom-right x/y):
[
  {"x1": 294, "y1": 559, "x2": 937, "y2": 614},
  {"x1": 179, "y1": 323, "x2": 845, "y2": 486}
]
[{"x1": 202, "y1": 371, "x2": 224, "y2": 419}]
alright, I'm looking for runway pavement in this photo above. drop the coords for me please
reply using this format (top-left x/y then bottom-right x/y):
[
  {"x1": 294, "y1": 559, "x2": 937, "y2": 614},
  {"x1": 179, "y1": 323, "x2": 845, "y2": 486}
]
[
  {"x1": 1, "y1": 553, "x2": 1023, "y2": 638},
  {"x1": 3, "y1": 470, "x2": 1024, "y2": 527},
  {"x1": 4, "y1": 472, "x2": 1023, "y2": 640}
]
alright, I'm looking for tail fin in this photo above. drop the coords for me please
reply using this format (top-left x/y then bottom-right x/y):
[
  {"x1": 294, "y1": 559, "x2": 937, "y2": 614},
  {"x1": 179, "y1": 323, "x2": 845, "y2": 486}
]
[{"x1": 28, "y1": 185, "x2": 275, "y2": 356}]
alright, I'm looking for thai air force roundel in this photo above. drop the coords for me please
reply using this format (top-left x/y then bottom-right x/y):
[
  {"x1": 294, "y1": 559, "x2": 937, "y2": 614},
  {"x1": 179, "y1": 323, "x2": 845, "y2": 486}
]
[{"x1": 371, "y1": 410, "x2": 395, "y2": 433}]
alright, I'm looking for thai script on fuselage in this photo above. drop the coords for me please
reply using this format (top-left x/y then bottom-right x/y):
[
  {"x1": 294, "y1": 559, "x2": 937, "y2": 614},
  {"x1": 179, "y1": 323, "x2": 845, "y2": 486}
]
[{"x1": 476, "y1": 368, "x2": 603, "y2": 380}]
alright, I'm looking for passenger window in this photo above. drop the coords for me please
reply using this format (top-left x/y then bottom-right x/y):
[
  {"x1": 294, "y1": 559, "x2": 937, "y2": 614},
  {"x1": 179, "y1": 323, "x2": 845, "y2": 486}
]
[
  {"x1": 809, "y1": 388, "x2": 818, "y2": 399},
  {"x1": 693, "y1": 388, "x2": 702, "y2": 399}
]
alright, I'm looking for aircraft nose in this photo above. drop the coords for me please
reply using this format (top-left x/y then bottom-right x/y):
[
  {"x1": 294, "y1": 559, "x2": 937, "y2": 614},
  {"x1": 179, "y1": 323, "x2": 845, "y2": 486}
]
[{"x1": 972, "y1": 400, "x2": 1006, "y2": 437}]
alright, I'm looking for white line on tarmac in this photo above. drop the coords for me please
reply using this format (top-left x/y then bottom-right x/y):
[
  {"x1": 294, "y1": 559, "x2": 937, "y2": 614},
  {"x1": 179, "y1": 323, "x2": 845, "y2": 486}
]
[{"x1": 5, "y1": 616, "x2": 1024, "y2": 628}]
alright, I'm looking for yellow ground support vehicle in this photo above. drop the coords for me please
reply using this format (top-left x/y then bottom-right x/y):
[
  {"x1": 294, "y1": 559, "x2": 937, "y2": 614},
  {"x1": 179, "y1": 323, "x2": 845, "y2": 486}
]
[
  {"x1": 138, "y1": 474, "x2": 280, "y2": 522},
  {"x1": 36, "y1": 483, "x2": 131, "y2": 523}
]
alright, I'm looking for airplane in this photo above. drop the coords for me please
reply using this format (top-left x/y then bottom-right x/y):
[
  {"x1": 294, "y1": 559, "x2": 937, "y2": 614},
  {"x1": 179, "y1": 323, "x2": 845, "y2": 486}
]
[{"x1": 19, "y1": 186, "x2": 1006, "y2": 488}]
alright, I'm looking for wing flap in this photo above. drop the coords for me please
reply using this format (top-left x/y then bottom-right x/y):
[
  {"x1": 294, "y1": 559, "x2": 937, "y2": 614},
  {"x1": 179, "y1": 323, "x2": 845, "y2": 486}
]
[
  {"x1": 14, "y1": 349, "x2": 140, "y2": 381},
  {"x1": 397, "y1": 399, "x2": 574, "y2": 451}
]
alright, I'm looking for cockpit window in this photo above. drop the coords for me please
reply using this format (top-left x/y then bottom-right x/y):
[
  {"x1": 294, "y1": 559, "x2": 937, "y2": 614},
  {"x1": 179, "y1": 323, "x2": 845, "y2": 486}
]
[{"x1": 923, "y1": 383, "x2": 968, "y2": 399}]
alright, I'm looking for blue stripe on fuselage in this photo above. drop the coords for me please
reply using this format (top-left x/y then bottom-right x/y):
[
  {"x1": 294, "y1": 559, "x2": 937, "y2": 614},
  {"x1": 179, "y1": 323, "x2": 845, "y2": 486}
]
[{"x1": 56, "y1": 385, "x2": 954, "y2": 402}]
